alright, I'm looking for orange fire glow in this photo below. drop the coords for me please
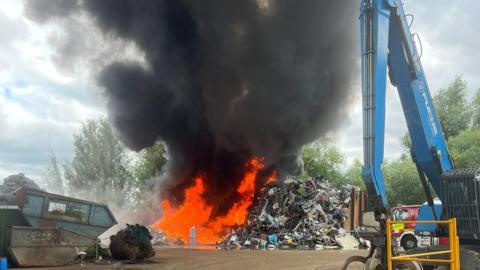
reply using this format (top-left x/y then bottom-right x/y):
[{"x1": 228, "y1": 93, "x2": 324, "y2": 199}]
[
  {"x1": 153, "y1": 158, "x2": 275, "y2": 244},
  {"x1": 265, "y1": 170, "x2": 277, "y2": 185}
]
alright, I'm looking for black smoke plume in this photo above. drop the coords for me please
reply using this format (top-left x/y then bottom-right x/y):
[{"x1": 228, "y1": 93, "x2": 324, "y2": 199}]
[{"x1": 25, "y1": 0, "x2": 357, "y2": 216}]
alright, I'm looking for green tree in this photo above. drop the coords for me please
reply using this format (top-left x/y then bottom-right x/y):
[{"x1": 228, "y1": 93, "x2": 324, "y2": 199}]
[
  {"x1": 434, "y1": 75, "x2": 472, "y2": 139},
  {"x1": 64, "y1": 118, "x2": 132, "y2": 207},
  {"x1": 132, "y1": 141, "x2": 167, "y2": 206},
  {"x1": 44, "y1": 152, "x2": 64, "y2": 195},
  {"x1": 382, "y1": 159, "x2": 425, "y2": 205},
  {"x1": 302, "y1": 141, "x2": 344, "y2": 185},
  {"x1": 400, "y1": 133, "x2": 412, "y2": 157},
  {"x1": 343, "y1": 159, "x2": 365, "y2": 190},
  {"x1": 448, "y1": 127, "x2": 480, "y2": 168},
  {"x1": 133, "y1": 141, "x2": 167, "y2": 182},
  {"x1": 473, "y1": 89, "x2": 480, "y2": 128}
]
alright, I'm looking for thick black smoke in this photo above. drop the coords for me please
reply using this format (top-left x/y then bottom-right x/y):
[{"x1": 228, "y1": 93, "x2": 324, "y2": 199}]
[{"x1": 25, "y1": 0, "x2": 357, "y2": 216}]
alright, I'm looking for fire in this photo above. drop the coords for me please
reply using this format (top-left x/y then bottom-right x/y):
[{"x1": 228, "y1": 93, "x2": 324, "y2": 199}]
[
  {"x1": 153, "y1": 158, "x2": 275, "y2": 243},
  {"x1": 265, "y1": 170, "x2": 277, "y2": 185}
]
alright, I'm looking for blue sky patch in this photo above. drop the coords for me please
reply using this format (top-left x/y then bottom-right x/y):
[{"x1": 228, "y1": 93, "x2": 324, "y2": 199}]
[
  {"x1": 14, "y1": 79, "x2": 28, "y2": 88},
  {"x1": 3, "y1": 87, "x2": 11, "y2": 98}
]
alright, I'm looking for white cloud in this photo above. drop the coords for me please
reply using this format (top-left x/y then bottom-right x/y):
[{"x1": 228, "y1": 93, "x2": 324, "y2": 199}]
[
  {"x1": 0, "y1": 0, "x2": 23, "y2": 20},
  {"x1": 0, "y1": 1, "x2": 105, "y2": 182},
  {"x1": 14, "y1": 39, "x2": 74, "y2": 84}
]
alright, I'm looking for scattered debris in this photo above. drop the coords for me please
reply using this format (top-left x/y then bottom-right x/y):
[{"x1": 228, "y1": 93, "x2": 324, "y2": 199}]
[
  {"x1": 218, "y1": 176, "x2": 360, "y2": 250},
  {"x1": 148, "y1": 226, "x2": 172, "y2": 247},
  {"x1": 0, "y1": 173, "x2": 39, "y2": 205},
  {"x1": 335, "y1": 231, "x2": 361, "y2": 250},
  {"x1": 110, "y1": 224, "x2": 155, "y2": 260}
]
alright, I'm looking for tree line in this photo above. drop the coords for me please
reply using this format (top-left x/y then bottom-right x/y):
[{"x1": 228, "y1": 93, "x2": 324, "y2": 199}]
[
  {"x1": 45, "y1": 76, "x2": 480, "y2": 208},
  {"x1": 303, "y1": 75, "x2": 480, "y2": 205},
  {"x1": 45, "y1": 118, "x2": 167, "y2": 210}
]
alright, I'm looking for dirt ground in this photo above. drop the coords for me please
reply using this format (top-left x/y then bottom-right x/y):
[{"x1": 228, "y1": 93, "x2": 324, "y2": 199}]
[{"x1": 20, "y1": 248, "x2": 367, "y2": 270}]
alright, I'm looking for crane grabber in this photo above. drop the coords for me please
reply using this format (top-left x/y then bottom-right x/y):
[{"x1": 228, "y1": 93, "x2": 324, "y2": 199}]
[{"x1": 343, "y1": 0, "x2": 480, "y2": 269}]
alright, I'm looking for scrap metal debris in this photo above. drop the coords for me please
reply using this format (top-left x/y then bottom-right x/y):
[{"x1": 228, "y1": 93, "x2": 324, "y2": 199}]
[
  {"x1": 148, "y1": 226, "x2": 172, "y2": 247},
  {"x1": 110, "y1": 224, "x2": 155, "y2": 260},
  {"x1": 335, "y1": 233, "x2": 361, "y2": 250},
  {"x1": 0, "y1": 173, "x2": 40, "y2": 205},
  {"x1": 218, "y1": 176, "x2": 359, "y2": 250}
]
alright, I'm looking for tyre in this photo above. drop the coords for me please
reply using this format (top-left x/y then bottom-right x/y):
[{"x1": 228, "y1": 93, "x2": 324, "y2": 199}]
[
  {"x1": 393, "y1": 261, "x2": 422, "y2": 270},
  {"x1": 340, "y1": 255, "x2": 367, "y2": 270},
  {"x1": 400, "y1": 234, "x2": 418, "y2": 251},
  {"x1": 460, "y1": 248, "x2": 480, "y2": 270}
]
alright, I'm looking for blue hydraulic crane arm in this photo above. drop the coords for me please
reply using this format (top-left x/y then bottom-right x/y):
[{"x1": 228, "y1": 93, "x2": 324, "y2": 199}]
[{"x1": 360, "y1": 0, "x2": 454, "y2": 213}]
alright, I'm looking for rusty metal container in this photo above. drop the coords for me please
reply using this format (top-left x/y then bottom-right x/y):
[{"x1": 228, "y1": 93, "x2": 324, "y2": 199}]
[
  {"x1": 2, "y1": 188, "x2": 117, "y2": 267},
  {"x1": 0, "y1": 206, "x2": 29, "y2": 260},
  {"x1": 8, "y1": 226, "x2": 96, "y2": 267},
  {"x1": 15, "y1": 188, "x2": 117, "y2": 238}
]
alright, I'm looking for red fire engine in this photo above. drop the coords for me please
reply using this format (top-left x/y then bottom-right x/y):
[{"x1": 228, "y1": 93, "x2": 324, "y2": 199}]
[{"x1": 391, "y1": 204, "x2": 420, "y2": 250}]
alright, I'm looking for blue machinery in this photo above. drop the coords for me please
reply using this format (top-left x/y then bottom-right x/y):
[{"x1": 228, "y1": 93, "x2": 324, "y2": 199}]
[
  {"x1": 343, "y1": 0, "x2": 480, "y2": 269},
  {"x1": 360, "y1": 0, "x2": 451, "y2": 214}
]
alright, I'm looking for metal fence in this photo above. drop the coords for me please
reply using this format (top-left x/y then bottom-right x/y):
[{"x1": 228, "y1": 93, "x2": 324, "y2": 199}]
[
  {"x1": 441, "y1": 168, "x2": 480, "y2": 239},
  {"x1": 386, "y1": 218, "x2": 460, "y2": 270}
]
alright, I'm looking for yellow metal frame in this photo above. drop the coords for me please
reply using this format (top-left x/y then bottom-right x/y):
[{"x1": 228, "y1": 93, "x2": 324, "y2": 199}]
[{"x1": 386, "y1": 218, "x2": 460, "y2": 270}]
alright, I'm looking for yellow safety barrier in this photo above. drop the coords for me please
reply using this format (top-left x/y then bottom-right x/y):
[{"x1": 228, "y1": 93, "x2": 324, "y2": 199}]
[{"x1": 386, "y1": 218, "x2": 460, "y2": 270}]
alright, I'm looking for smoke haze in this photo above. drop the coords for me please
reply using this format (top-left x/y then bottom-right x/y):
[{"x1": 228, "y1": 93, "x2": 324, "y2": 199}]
[{"x1": 25, "y1": 0, "x2": 357, "y2": 217}]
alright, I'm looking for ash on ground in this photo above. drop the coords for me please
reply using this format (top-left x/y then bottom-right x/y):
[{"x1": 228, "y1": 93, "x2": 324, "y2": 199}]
[{"x1": 218, "y1": 176, "x2": 362, "y2": 250}]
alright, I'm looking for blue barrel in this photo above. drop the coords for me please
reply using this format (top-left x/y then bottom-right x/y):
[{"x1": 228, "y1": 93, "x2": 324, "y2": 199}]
[
  {"x1": 0, "y1": 257, "x2": 7, "y2": 270},
  {"x1": 268, "y1": 234, "x2": 278, "y2": 245}
]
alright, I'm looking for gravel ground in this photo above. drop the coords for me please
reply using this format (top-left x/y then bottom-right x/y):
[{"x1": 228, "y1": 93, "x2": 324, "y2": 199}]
[{"x1": 17, "y1": 248, "x2": 367, "y2": 270}]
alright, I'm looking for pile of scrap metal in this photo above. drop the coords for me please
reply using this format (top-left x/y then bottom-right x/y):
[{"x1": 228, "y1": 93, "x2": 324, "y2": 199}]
[
  {"x1": 109, "y1": 224, "x2": 155, "y2": 260},
  {"x1": 218, "y1": 176, "x2": 362, "y2": 250},
  {"x1": 0, "y1": 187, "x2": 117, "y2": 267},
  {"x1": 0, "y1": 173, "x2": 39, "y2": 205},
  {"x1": 148, "y1": 226, "x2": 172, "y2": 246}
]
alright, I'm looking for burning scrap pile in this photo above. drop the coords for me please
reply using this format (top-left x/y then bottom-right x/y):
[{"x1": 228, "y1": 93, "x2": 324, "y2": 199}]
[{"x1": 218, "y1": 176, "x2": 357, "y2": 250}]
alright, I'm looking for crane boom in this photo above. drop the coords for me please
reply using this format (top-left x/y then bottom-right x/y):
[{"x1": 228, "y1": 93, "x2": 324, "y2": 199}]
[
  {"x1": 360, "y1": 0, "x2": 453, "y2": 217},
  {"x1": 345, "y1": 1, "x2": 480, "y2": 269}
]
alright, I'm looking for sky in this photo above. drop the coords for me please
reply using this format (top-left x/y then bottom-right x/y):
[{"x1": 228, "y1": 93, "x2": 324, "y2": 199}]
[{"x1": 0, "y1": 0, "x2": 479, "y2": 184}]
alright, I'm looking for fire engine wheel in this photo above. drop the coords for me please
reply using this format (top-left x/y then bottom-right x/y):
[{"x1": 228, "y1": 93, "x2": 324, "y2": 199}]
[{"x1": 400, "y1": 234, "x2": 417, "y2": 250}]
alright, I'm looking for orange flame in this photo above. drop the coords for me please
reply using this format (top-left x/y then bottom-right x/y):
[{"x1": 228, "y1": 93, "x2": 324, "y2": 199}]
[
  {"x1": 153, "y1": 158, "x2": 275, "y2": 243},
  {"x1": 265, "y1": 170, "x2": 277, "y2": 185}
]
